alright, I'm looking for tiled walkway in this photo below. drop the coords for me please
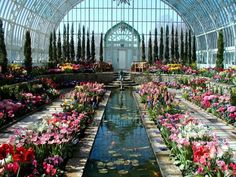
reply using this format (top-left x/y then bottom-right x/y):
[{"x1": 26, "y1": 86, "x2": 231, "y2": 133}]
[{"x1": 0, "y1": 90, "x2": 74, "y2": 144}]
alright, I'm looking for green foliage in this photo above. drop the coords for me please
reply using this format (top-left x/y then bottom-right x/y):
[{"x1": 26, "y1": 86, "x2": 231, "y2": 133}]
[
  {"x1": 159, "y1": 27, "x2": 164, "y2": 61},
  {"x1": 0, "y1": 19, "x2": 7, "y2": 74},
  {"x1": 184, "y1": 30, "x2": 188, "y2": 66},
  {"x1": 175, "y1": 28, "x2": 179, "y2": 63},
  {"x1": 182, "y1": 91, "x2": 190, "y2": 100},
  {"x1": 216, "y1": 30, "x2": 224, "y2": 69},
  {"x1": 57, "y1": 30, "x2": 62, "y2": 63},
  {"x1": 24, "y1": 30, "x2": 32, "y2": 74},
  {"x1": 82, "y1": 26, "x2": 86, "y2": 61},
  {"x1": 53, "y1": 29, "x2": 57, "y2": 64},
  {"x1": 148, "y1": 31, "x2": 152, "y2": 65},
  {"x1": 171, "y1": 24, "x2": 175, "y2": 62},
  {"x1": 141, "y1": 34, "x2": 146, "y2": 62},
  {"x1": 192, "y1": 35, "x2": 197, "y2": 64},
  {"x1": 99, "y1": 33, "x2": 103, "y2": 62},
  {"x1": 180, "y1": 28, "x2": 184, "y2": 65},
  {"x1": 153, "y1": 28, "x2": 158, "y2": 62},
  {"x1": 70, "y1": 24, "x2": 75, "y2": 62},
  {"x1": 48, "y1": 32, "x2": 54, "y2": 68},
  {"x1": 76, "y1": 25, "x2": 81, "y2": 62},
  {"x1": 232, "y1": 77, "x2": 236, "y2": 86},
  {"x1": 66, "y1": 23, "x2": 70, "y2": 61},
  {"x1": 86, "y1": 29, "x2": 90, "y2": 62},
  {"x1": 230, "y1": 87, "x2": 236, "y2": 106},
  {"x1": 91, "y1": 30, "x2": 96, "y2": 63},
  {"x1": 164, "y1": 25, "x2": 169, "y2": 64},
  {"x1": 178, "y1": 76, "x2": 189, "y2": 85},
  {"x1": 188, "y1": 30, "x2": 192, "y2": 65},
  {"x1": 62, "y1": 24, "x2": 67, "y2": 62}
]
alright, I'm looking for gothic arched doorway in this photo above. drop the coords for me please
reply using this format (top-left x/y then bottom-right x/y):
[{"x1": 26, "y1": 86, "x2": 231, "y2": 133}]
[{"x1": 104, "y1": 21, "x2": 140, "y2": 70}]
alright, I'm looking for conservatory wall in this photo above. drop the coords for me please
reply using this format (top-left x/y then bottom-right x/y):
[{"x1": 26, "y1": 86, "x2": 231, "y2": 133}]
[
  {"x1": 0, "y1": 0, "x2": 235, "y2": 67},
  {"x1": 56, "y1": 0, "x2": 187, "y2": 68}
]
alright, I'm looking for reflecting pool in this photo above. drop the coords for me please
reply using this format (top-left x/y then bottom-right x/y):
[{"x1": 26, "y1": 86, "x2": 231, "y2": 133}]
[{"x1": 83, "y1": 89, "x2": 161, "y2": 177}]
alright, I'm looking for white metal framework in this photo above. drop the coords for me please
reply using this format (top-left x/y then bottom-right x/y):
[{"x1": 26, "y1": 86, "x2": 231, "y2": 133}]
[
  {"x1": 0, "y1": 0, "x2": 235, "y2": 66},
  {"x1": 58, "y1": 0, "x2": 186, "y2": 63},
  {"x1": 104, "y1": 21, "x2": 141, "y2": 70}
]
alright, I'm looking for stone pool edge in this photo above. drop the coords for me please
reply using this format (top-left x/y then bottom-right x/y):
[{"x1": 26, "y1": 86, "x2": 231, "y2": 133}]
[
  {"x1": 132, "y1": 91, "x2": 183, "y2": 177},
  {"x1": 65, "y1": 91, "x2": 111, "y2": 177}
]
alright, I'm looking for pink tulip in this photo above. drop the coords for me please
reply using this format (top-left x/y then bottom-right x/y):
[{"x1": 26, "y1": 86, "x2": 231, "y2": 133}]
[{"x1": 227, "y1": 106, "x2": 236, "y2": 113}]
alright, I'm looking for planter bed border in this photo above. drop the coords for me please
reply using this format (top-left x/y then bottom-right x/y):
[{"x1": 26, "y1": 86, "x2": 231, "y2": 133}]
[
  {"x1": 65, "y1": 91, "x2": 111, "y2": 177},
  {"x1": 133, "y1": 91, "x2": 182, "y2": 177}
]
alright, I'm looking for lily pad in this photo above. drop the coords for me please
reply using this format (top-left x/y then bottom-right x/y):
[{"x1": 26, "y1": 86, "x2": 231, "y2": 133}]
[
  {"x1": 98, "y1": 168, "x2": 108, "y2": 174},
  {"x1": 117, "y1": 158, "x2": 125, "y2": 161},
  {"x1": 124, "y1": 160, "x2": 130, "y2": 166},
  {"x1": 130, "y1": 154, "x2": 141, "y2": 158},
  {"x1": 106, "y1": 162, "x2": 114, "y2": 167},
  {"x1": 114, "y1": 159, "x2": 125, "y2": 165},
  {"x1": 108, "y1": 150, "x2": 116, "y2": 154},
  {"x1": 107, "y1": 166, "x2": 116, "y2": 170},
  {"x1": 97, "y1": 162, "x2": 105, "y2": 168},
  {"x1": 118, "y1": 170, "x2": 129, "y2": 175},
  {"x1": 132, "y1": 163, "x2": 139, "y2": 167},
  {"x1": 131, "y1": 160, "x2": 139, "y2": 164},
  {"x1": 112, "y1": 153, "x2": 122, "y2": 157}
]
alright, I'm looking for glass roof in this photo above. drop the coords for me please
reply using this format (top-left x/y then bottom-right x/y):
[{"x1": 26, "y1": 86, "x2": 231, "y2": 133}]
[{"x1": 0, "y1": 0, "x2": 235, "y2": 63}]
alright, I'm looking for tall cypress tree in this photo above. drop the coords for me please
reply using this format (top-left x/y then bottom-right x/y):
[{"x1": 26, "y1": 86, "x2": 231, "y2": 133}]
[
  {"x1": 184, "y1": 30, "x2": 188, "y2": 66},
  {"x1": 53, "y1": 29, "x2": 57, "y2": 64},
  {"x1": 99, "y1": 33, "x2": 103, "y2": 62},
  {"x1": 86, "y1": 29, "x2": 90, "y2": 62},
  {"x1": 76, "y1": 25, "x2": 81, "y2": 62},
  {"x1": 66, "y1": 23, "x2": 70, "y2": 61},
  {"x1": 70, "y1": 24, "x2": 75, "y2": 62},
  {"x1": 164, "y1": 25, "x2": 169, "y2": 64},
  {"x1": 188, "y1": 30, "x2": 192, "y2": 65},
  {"x1": 216, "y1": 30, "x2": 224, "y2": 69},
  {"x1": 153, "y1": 27, "x2": 158, "y2": 63},
  {"x1": 48, "y1": 32, "x2": 53, "y2": 68},
  {"x1": 175, "y1": 28, "x2": 179, "y2": 63},
  {"x1": 159, "y1": 27, "x2": 164, "y2": 62},
  {"x1": 171, "y1": 24, "x2": 175, "y2": 62},
  {"x1": 192, "y1": 35, "x2": 197, "y2": 64},
  {"x1": 82, "y1": 26, "x2": 86, "y2": 61},
  {"x1": 57, "y1": 30, "x2": 62, "y2": 63},
  {"x1": 148, "y1": 31, "x2": 152, "y2": 65},
  {"x1": 0, "y1": 19, "x2": 8, "y2": 73},
  {"x1": 63, "y1": 24, "x2": 67, "y2": 62},
  {"x1": 24, "y1": 31, "x2": 32, "y2": 74},
  {"x1": 91, "y1": 30, "x2": 95, "y2": 63},
  {"x1": 141, "y1": 34, "x2": 146, "y2": 62},
  {"x1": 180, "y1": 28, "x2": 184, "y2": 64}
]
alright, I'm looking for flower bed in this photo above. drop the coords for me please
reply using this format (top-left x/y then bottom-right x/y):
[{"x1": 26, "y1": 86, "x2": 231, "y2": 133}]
[
  {"x1": 138, "y1": 82, "x2": 236, "y2": 176},
  {"x1": 148, "y1": 62, "x2": 198, "y2": 75},
  {"x1": 146, "y1": 62, "x2": 236, "y2": 85},
  {"x1": 48, "y1": 62, "x2": 95, "y2": 74},
  {"x1": 0, "y1": 82, "x2": 105, "y2": 176},
  {"x1": 0, "y1": 62, "x2": 113, "y2": 86},
  {"x1": 0, "y1": 78, "x2": 59, "y2": 128},
  {"x1": 182, "y1": 85, "x2": 236, "y2": 126}
]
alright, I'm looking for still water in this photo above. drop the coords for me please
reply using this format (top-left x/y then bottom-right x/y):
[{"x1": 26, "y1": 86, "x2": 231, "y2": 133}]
[{"x1": 83, "y1": 89, "x2": 161, "y2": 177}]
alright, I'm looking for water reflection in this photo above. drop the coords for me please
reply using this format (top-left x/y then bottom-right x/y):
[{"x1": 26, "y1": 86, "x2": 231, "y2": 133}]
[{"x1": 83, "y1": 89, "x2": 161, "y2": 177}]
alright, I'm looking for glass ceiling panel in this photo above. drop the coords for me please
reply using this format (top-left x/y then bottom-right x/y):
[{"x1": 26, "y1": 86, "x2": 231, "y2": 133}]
[{"x1": 0, "y1": 0, "x2": 235, "y2": 63}]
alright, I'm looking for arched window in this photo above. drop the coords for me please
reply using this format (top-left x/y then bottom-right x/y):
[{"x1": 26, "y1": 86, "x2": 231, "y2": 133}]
[{"x1": 104, "y1": 21, "x2": 140, "y2": 70}]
